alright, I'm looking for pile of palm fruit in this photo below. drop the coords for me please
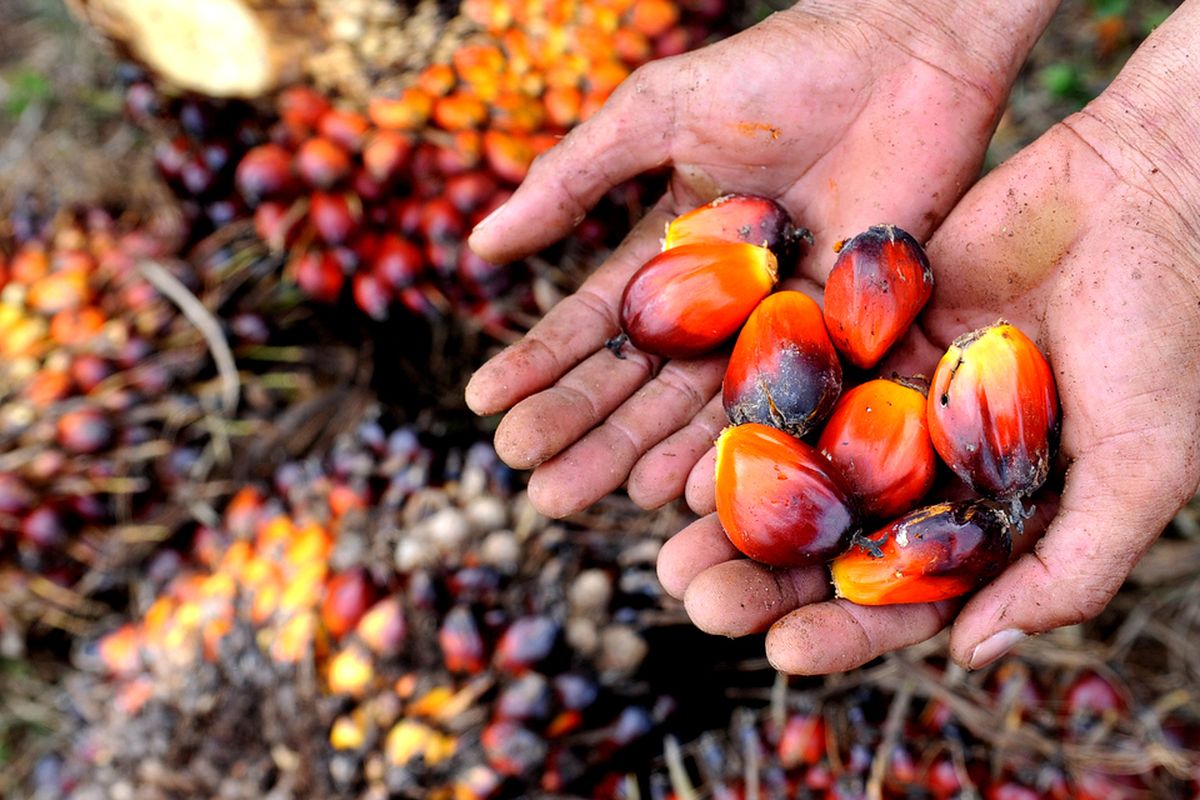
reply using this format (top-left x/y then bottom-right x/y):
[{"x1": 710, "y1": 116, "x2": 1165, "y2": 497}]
[{"x1": 0, "y1": 207, "x2": 352, "y2": 641}]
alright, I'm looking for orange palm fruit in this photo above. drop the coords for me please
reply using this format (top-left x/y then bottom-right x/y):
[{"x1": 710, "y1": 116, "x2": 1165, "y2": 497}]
[
  {"x1": 723, "y1": 291, "x2": 841, "y2": 435},
  {"x1": 830, "y1": 500, "x2": 1013, "y2": 605},
  {"x1": 817, "y1": 378, "x2": 936, "y2": 518},
  {"x1": 663, "y1": 194, "x2": 802, "y2": 257},
  {"x1": 715, "y1": 423, "x2": 858, "y2": 567},
  {"x1": 355, "y1": 596, "x2": 407, "y2": 657},
  {"x1": 619, "y1": 242, "x2": 777, "y2": 358},
  {"x1": 927, "y1": 322, "x2": 1059, "y2": 500},
  {"x1": 368, "y1": 89, "x2": 434, "y2": 131},
  {"x1": 823, "y1": 225, "x2": 934, "y2": 368}
]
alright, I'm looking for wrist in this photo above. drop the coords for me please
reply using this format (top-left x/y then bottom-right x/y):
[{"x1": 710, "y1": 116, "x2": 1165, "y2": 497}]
[{"x1": 790, "y1": 0, "x2": 1059, "y2": 105}]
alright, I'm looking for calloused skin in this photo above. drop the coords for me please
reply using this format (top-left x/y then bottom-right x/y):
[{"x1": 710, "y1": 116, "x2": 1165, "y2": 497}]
[{"x1": 469, "y1": 0, "x2": 1200, "y2": 673}]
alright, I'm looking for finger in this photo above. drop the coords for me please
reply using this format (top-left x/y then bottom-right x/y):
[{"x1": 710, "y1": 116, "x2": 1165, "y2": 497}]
[
  {"x1": 656, "y1": 513, "x2": 739, "y2": 600},
  {"x1": 683, "y1": 560, "x2": 829, "y2": 637},
  {"x1": 629, "y1": 394, "x2": 725, "y2": 510},
  {"x1": 950, "y1": 437, "x2": 1198, "y2": 671},
  {"x1": 465, "y1": 202, "x2": 674, "y2": 416},
  {"x1": 526, "y1": 355, "x2": 725, "y2": 517},
  {"x1": 468, "y1": 59, "x2": 677, "y2": 263},
  {"x1": 766, "y1": 599, "x2": 958, "y2": 675},
  {"x1": 493, "y1": 346, "x2": 658, "y2": 470},
  {"x1": 685, "y1": 447, "x2": 717, "y2": 515}
]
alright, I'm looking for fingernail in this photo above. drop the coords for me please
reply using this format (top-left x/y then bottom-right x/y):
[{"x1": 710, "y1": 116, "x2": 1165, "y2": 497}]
[
  {"x1": 471, "y1": 201, "x2": 509, "y2": 235},
  {"x1": 968, "y1": 628, "x2": 1027, "y2": 670}
]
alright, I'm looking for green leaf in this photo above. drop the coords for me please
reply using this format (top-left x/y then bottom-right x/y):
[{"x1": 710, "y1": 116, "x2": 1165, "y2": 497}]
[
  {"x1": 4, "y1": 70, "x2": 53, "y2": 117},
  {"x1": 1039, "y1": 63, "x2": 1084, "y2": 100},
  {"x1": 1089, "y1": 0, "x2": 1129, "y2": 17}
]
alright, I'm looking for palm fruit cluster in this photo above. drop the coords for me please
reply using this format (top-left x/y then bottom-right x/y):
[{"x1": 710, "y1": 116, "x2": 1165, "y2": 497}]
[
  {"x1": 0, "y1": 208, "x2": 344, "y2": 639},
  {"x1": 636, "y1": 645, "x2": 1200, "y2": 800},
  {"x1": 616, "y1": 196, "x2": 1061, "y2": 605},
  {"x1": 57, "y1": 413, "x2": 696, "y2": 799},
  {"x1": 125, "y1": 0, "x2": 725, "y2": 327}
]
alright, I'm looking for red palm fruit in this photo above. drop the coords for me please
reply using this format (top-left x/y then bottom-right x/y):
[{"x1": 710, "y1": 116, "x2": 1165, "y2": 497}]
[
  {"x1": 351, "y1": 169, "x2": 387, "y2": 203},
  {"x1": 21, "y1": 506, "x2": 66, "y2": 549},
  {"x1": 295, "y1": 137, "x2": 351, "y2": 189},
  {"x1": 986, "y1": 784, "x2": 1040, "y2": 800},
  {"x1": 355, "y1": 596, "x2": 406, "y2": 657},
  {"x1": 317, "y1": 108, "x2": 369, "y2": 152},
  {"x1": 321, "y1": 569, "x2": 376, "y2": 639},
  {"x1": 235, "y1": 143, "x2": 295, "y2": 204},
  {"x1": 459, "y1": 249, "x2": 507, "y2": 299},
  {"x1": 928, "y1": 322, "x2": 1059, "y2": 500},
  {"x1": 57, "y1": 407, "x2": 114, "y2": 454},
  {"x1": 723, "y1": 291, "x2": 841, "y2": 436},
  {"x1": 714, "y1": 423, "x2": 857, "y2": 567},
  {"x1": 830, "y1": 500, "x2": 1013, "y2": 605},
  {"x1": 154, "y1": 136, "x2": 191, "y2": 183},
  {"x1": 495, "y1": 616, "x2": 560, "y2": 674},
  {"x1": 253, "y1": 201, "x2": 298, "y2": 250},
  {"x1": 1062, "y1": 670, "x2": 1125, "y2": 738},
  {"x1": 631, "y1": 0, "x2": 681, "y2": 36},
  {"x1": 390, "y1": 198, "x2": 423, "y2": 236},
  {"x1": 362, "y1": 130, "x2": 412, "y2": 183},
  {"x1": 664, "y1": 194, "x2": 802, "y2": 257},
  {"x1": 352, "y1": 272, "x2": 389, "y2": 320},
  {"x1": 823, "y1": 225, "x2": 934, "y2": 368},
  {"x1": 440, "y1": 605, "x2": 486, "y2": 674},
  {"x1": 372, "y1": 235, "x2": 425, "y2": 289},
  {"x1": 817, "y1": 378, "x2": 936, "y2": 518},
  {"x1": 620, "y1": 242, "x2": 778, "y2": 358},
  {"x1": 925, "y1": 757, "x2": 962, "y2": 800},
  {"x1": 294, "y1": 249, "x2": 344, "y2": 302},
  {"x1": 279, "y1": 86, "x2": 330, "y2": 132},
  {"x1": 420, "y1": 197, "x2": 467, "y2": 243},
  {"x1": 777, "y1": 713, "x2": 826, "y2": 768},
  {"x1": 445, "y1": 171, "x2": 498, "y2": 215},
  {"x1": 309, "y1": 192, "x2": 360, "y2": 245},
  {"x1": 418, "y1": 63, "x2": 456, "y2": 96}
]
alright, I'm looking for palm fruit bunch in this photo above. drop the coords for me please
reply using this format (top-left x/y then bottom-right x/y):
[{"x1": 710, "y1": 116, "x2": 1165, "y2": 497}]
[
  {"x1": 634, "y1": 601, "x2": 1200, "y2": 800},
  {"x1": 0, "y1": 207, "x2": 347, "y2": 639},
  {"x1": 121, "y1": 0, "x2": 728, "y2": 328},
  {"x1": 58, "y1": 412, "x2": 703, "y2": 799},
  {"x1": 617, "y1": 195, "x2": 1061, "y2": 605}
]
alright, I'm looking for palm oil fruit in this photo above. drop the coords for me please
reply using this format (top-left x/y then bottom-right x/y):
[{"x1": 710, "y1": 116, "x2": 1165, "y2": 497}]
[
  {"x1": 714, "y1": 423, "x2": 857, "y2": 567},
  {"x1": 723, "y1": 291, "x2": 841, "y2": 436},
  {"x1": 928, "y1": 322, "x2": 1059, "y2": 500},
  {"x1": 817, "y1": 378, "x2": 936, "y2": 518},
  {"x1": 663, "y1": 194, "x2": 802, "y2": 258},
  {"x1": 823, "y1": 225, "x2": 933, "y2": 369},
  {"x1": 830, "y1": 500, "x2": 1013, "y2": 605},
  {"x1": 618, "y1": 242, "x2": 777, "y2": 358}
]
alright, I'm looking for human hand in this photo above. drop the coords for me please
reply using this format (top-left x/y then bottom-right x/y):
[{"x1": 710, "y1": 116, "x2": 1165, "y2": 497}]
[
  {"x1": 659, "y1": 1, "x2": 1200, "y2": 674},
  {"x1": 465, "y1": 0, "x2": 1056, "y2": 518}
]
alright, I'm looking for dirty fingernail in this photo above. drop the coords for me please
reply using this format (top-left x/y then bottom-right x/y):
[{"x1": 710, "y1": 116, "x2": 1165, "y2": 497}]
[{"x1": 968, "y1": 628, "x2": 1027, "y2": 670}]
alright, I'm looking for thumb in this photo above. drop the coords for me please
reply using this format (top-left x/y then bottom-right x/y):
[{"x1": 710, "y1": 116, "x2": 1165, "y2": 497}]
[
  {"x1": 468, "y1": 59, "x2": 680, "y2": 263},
  {"x1": 949, "y1": 428, "x2": 1199, "y2": 670}
]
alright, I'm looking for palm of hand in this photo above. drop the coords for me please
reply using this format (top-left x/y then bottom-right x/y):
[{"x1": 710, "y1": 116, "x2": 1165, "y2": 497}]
[
  {"x1": 467, "y1": 6, "x2": 1007, "y2": 519},
  {"x1": 662, "y1": 121, "x2": 1200, "y2": 674}
]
